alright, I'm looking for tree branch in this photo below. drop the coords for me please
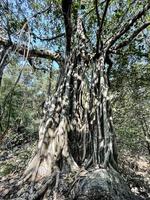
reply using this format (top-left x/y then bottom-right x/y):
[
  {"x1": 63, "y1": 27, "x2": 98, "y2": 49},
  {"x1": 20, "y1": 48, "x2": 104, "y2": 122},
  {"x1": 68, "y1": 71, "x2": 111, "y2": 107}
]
[
  {"x1": 62, "y1": 0, "x2": 72, "y2": 54},
  {"x1": 99, "y1": 0, "x2": 110, "y2": 35},
  {"x1": 95, "y1": 0, "x2": 110, "y2": 54},
  {"x1": 0, "y1": 36, "x2": 63, "y2": 63},
  {"x1": 94, "y1": 0, "x2": 100, "y2": 54},
  {"x1": 106, "y1": 2, "x2": 150, "y2": 50},
  {"x1": 31, "y1": 5, "x2": 51, "y2": 19},
  {"x1": 109, "y1": 49, "x2": 149, "y2": 58},
  {"x1": 32, "y1": 32, "x2": 65, "y2": 42},
  {"x1": 113, "y1": 22, "x2": 150, "y2": 51}
]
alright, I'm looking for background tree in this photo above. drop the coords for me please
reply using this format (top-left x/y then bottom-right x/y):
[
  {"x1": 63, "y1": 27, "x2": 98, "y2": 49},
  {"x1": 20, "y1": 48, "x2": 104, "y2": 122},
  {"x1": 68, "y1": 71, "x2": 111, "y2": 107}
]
[{"x1": 112, "y1": 61, "x2": 150, "y2": 154}]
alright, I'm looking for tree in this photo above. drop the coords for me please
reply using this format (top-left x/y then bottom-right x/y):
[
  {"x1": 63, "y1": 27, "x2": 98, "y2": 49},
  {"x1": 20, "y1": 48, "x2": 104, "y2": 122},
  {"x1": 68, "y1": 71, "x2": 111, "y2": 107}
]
[
  {"x1": 112, "y1": 62, "x2": 150, "y2": 154},
  {"x1": 0, "y1": 0, "x2": 150, "y2": 199},
  {"x1": 0, "y1": 61, "x2": 51, "y2": 138}
]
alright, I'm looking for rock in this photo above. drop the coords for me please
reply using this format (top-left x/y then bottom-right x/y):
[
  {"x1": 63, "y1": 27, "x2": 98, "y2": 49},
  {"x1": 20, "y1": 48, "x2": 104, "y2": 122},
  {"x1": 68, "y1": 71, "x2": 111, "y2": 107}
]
[{"x1": 73, "y1": 168, "x2": 136, "y2": 200}]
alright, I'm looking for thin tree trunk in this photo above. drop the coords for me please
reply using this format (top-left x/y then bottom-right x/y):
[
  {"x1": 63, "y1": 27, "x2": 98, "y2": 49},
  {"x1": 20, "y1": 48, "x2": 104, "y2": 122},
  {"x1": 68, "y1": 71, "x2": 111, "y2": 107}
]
[{"x1": 0, "y1": 47, "x2": 10, "y2": 86}]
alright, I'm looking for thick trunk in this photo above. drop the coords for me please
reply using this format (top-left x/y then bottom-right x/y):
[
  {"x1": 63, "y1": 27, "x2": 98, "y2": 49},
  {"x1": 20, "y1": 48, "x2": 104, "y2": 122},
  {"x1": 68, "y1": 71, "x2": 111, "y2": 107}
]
[
  {"x1": 23, "y1": 17, "x2": 118, "y2": 185},
  {"x1": 5, "y1": 15, "x2": 136, "y2": 200}
]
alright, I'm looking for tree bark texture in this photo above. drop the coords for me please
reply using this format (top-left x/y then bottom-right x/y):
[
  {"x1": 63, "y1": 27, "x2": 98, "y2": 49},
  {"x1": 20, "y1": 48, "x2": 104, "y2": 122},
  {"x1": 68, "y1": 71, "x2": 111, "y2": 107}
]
[{"x1": 23, "y1": 15, "x2": 118, "y2": 183}]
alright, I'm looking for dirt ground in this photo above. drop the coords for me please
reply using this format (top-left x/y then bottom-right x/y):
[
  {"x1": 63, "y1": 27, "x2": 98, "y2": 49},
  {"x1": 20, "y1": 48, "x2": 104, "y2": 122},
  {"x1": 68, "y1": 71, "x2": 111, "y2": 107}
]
[{"x1": 0, "y1": 131, "x2": 150, "y2": 199}]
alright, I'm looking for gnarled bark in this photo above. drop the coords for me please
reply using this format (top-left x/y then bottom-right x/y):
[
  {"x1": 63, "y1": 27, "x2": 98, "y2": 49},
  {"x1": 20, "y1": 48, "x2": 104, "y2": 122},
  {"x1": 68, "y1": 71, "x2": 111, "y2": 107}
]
[{"x1": 16, "y1": 17, "x2": 121, "y2": 200}]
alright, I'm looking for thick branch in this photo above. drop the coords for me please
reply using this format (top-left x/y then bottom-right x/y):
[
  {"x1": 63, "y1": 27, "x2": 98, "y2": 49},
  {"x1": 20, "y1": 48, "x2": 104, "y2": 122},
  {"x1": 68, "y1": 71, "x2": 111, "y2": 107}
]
[
  {"x1": 99, "y1": 0, "x2": 110, "y2": 34},
  {"x1": 95, "y1": 0, "x2": 110, "y2": 54},
  {"x1": 0, "y1": 36, "x2": 63, "y2": 63},
  {"x1": 95, "y1": 0, "x2": 100, "y2": 54},
  {"x1": 113, "y1": 22, "x2": 150, "y2": 50},
  {"x1": 107, "y1": 2, "x2": 150, "y2": 50},
  {"x1": 62, "y1": 0, "x2": 72, "y2": 54}
]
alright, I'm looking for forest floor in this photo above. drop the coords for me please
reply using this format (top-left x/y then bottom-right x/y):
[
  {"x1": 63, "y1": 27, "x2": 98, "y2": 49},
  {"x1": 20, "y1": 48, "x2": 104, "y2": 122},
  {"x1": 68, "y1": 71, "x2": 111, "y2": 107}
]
[{"x1": 0, "y1": 130, "x2": 150, "y2": 200}]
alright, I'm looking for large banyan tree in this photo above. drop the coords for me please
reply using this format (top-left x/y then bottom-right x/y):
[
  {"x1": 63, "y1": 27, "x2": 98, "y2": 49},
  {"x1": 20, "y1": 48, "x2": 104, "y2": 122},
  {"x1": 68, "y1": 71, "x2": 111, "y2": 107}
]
[{"x1": 0, "y1": 0, "x2": 150, "y2": 199}]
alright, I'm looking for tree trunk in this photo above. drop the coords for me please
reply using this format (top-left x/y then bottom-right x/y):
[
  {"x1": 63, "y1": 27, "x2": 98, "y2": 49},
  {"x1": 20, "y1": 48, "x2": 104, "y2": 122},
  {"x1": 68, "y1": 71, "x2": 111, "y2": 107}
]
[
  {"x1": 13, "y1": 16, "x2": 134, "y2": 200},
  {"x1": 23, "y1": 15, "x2": 117, "y2": 178},
  {"x1": 0, "y1": 46, "x2": 10, "y2": 87}
]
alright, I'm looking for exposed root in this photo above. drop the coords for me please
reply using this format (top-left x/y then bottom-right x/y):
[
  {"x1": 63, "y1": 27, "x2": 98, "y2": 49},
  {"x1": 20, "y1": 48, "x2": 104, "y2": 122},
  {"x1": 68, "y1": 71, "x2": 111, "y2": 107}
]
[
  {"x1": 30, "y1": 171, "x2": 57, "y2": 200},
  {"x1": 23, "y1": 117, "x2": 79, "y2": 182},
  {"x1": 53, "y1": 170, "x2": 60, "y2": 200}
]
